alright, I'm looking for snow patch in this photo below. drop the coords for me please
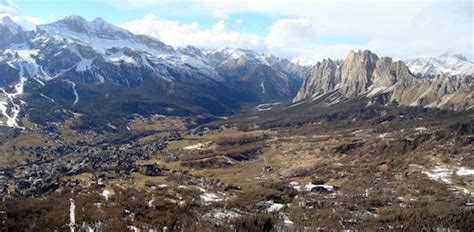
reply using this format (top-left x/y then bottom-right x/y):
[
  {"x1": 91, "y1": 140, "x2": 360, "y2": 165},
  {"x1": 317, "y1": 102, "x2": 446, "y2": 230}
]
[
  {"x1": 282, "y1": 213, "x2": 294, "y2": 225},
  {"x1": 289, "y1": 181, "x2": 301, "y2": 191},
  {"x1": 423, "y1": 167, "x2": 452, "y2": 184},
  {"x1": 200, "y1": 190, "x2": 223, "y2": 203},
  {"x1": 266, "y1": 201, "x2": 285, "y2": 212},
  {"x1": 180, "y1": 55, "x2": 211, "y2": 70},
  {"x1": 106, "y1": 52, "x2": 137, "y2": 65},
  {"x1": 285, "y1": 100, "x2": 305, "y2": 109},
  {"x1": 304, "y1": 183, "x2": 334, "y2": 192},
  {"x1": 69, "y1": 198, "x2": 76, "y2": 232},
  {"x1": 378, "y1": 133, "x2": 389, "y2": 138},
  {"x1": 101, "y1": 189, "x2": 111, "y2": 200},
  {"x1": 423, "y1": 165, "x2": 474, "y2": 194},
  {"x1": 0, "y1": 66, "x2": 27, "y2": 128},
  {"x1": 127, "y1": 226, "x2": 139, "y2": 232},
  {"x1": 415, "y1": 127, "x2": 428, "y2": 132},
  {"x1": 76, "y1": 58, "x2": 94, "y2": 72},
  {"x1": 64, "y1": 80, "x2": 79, "y2": 105},
  {"x1": 256, "y1": 102, "x2": 281, "y2": 111},
  {"x1": 183, "y1": 141, "x2": 211, "y2": 150},
  {"x1": 40, "y1": 93, "x2": 55, "y2": 103},
  {"x1": 203, "y1": 208, "x2": 240, "y2": 224},
  {"x1": 147, "y1": 197, "x2": 154, "y2": 207},
  {"x1": 456, "y1": 167, "x2": 474, "y2": 176}
]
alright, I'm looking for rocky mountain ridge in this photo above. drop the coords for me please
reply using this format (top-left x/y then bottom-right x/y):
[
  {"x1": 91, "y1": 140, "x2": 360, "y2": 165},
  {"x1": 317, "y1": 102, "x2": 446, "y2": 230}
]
[
  {"x1": 406, "y1": 52, "x2": 474, "y2": 78},
  {"x1": 0, "y1": 16, "x2": 307, "y2": 128},
  {"x1": 294, "y1": 50, "x2": 473, "y2": 111},
  {"x1": 0, "y1": 15, "x2": 472, "y2": 129}
]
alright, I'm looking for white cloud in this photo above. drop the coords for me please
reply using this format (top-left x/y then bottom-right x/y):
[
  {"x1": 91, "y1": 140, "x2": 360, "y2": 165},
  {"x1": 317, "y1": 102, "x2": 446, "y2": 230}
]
[
  {"x1": 119, "y1": 13, "x2": 265, "y2": 51},
  {"x1": 3, "y1": 0, "x2": 469, "y2": 63},
  {"x1": 116, "y1": 0, "x2": 472, "y2": 62},
  {"x1": 211, "y1": 9, "x2": 229, "y2": 19},
  {"x1": 234, "y1": 17, "x2": 243, "y2": 24},
  {"x1": 0, "y1": 0, "x2": 19, "y2": 20},
  {"x1": 23, "y1": 15, "x2": 42, "y2": 25},
  {"x1": 266, "y1": 18, "x2": 317, "y2": 48},
  {"x1": 0, "y1": 0, "x2": 46, "y2": 29},
  {"x1": 197, "y1": 0, "x2": 473, "y2": 61},
  {"x1": 119, "y1": 13, "x2": 361, "y2": 65},
  {"x1": 101, "y1": 0, "x2": 188, "y2": 8},
  {"x1": 292, "y1": 44, "x2": 368, "y2": 64}
]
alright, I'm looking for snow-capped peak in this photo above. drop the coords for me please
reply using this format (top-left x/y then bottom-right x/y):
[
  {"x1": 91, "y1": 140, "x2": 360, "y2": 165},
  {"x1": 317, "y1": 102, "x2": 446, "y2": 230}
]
[
  {"x1": 406, "y1": 52, "x2": 474, "y2": 77},
  {"x1": 291, "y1": 56, "x2": 316, "y2": 66},
  {"x1": 177, "y1": 45, "x2": 206, "y2": 59},
  {"x1": 1, "y1": 16, "x2": 22, "y2": 34},
  {"x1": 439, "y1": 52, "x2": 468, "y2": 62},
  {"x1": 40, "y1": 15, "x2": 130, "y2": 39},
  {"x1": 207, "y1": 47, "x2": 274, "y2": 66},
  {"x1": 225, "y1": 47, "x2": 263, "y2": 58},
  {"x1": 37, "y1": 15, "x2": 175, "y2": 54}
]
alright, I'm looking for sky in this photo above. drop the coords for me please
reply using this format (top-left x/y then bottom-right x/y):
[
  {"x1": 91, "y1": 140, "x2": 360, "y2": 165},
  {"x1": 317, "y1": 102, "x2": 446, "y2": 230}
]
[{"x1": 0, "y1": 0, "x2": 473, "y2": 63}]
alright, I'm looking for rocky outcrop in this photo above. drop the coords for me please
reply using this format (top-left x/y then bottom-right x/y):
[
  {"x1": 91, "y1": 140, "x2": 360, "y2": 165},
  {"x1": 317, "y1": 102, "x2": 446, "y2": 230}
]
[
  {"x1": 339, "y1": 50, "x2": 378, "y2": 97},
  {"x1": 398, "y1": 75, "x2": 473, "y2": 110},
  {"x1": 294, "y1": 50, "x2": 473, "y2": 111},
  {"x1": 294, "y1": 58, "x2": 341, "y2": 100}
]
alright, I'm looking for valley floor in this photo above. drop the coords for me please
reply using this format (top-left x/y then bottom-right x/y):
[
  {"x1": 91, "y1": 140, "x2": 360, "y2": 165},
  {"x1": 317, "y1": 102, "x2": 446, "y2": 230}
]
[{"x1": 0, "y1": 102, "x2": 473, "y2": 231}]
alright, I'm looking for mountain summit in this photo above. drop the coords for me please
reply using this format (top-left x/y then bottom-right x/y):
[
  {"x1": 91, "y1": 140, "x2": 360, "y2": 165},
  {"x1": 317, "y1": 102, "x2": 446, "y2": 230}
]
[
  {"x1": 0, "y1": 16, "x2": 472, "y2": 130},
  {"x1": 0, "y1": 16, "x2": 22, "y2": 34},
  {"x1": 294, "y1": 50, "x2": 473, "y2": 110},
  {"x1": 0, "y1": 16, "x2": 307, "y2": 129},
  {"x1": 406, "y1": 52, "x2": 474, "y2": 78}
]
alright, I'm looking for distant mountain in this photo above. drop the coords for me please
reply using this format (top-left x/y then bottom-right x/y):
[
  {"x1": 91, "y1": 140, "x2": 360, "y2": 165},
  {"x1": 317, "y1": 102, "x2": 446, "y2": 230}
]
[
  {"x1": 203, "y1": 47, "x2": 307, "y2": 102},
  {"x1": 291, "y1": 56, "x2": 316, "y2": 67},
  {"x1": 1, "y1": 15, "x2": 471, "y2": 130},
  {"x1": 0, "y1": 16, "x2": 22, "y2": 50},
  {"x1": 294, "y1": 50, "x2": 473, "y2": 111},
  {"x1": 0, "y1": 16, "x2": 22, "y2": 34},
  {"x1": 0, "y1": 16, "x2": 307, "y2": 129},
  {"x1": 406, "y1": 52, "x2": 474, "y2": 78}
]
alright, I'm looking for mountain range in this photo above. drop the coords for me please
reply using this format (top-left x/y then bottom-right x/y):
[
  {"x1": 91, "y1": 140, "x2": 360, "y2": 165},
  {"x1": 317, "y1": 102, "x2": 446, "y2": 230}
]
[
  {"x1": 406, "y1": 52, "x2": 474, "y2": 78},
  {"x1": 0, "y1": 16, "x2": 307, "y2": 129},
  {"x1": 294, "y1": 50, "x2": 473, "y2": 110},
  {"x1": 0, "y1": 15, "x2": 473, "y2": 129}
]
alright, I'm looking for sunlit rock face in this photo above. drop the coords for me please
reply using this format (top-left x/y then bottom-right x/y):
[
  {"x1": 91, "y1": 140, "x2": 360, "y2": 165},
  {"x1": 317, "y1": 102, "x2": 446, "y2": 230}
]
[{"x1": 294, "y1": 50, "x2": 473, "y2": 111}]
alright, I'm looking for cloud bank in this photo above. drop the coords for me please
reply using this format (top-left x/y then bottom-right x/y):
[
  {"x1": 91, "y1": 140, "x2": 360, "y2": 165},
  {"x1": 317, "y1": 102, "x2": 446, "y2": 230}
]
[
  {"x1": 0, "y1": 0, "x2": 44, "y2": 28},
  {"x1": 2, "y1": 0, "x2": 472, "y2": 63},
  {"x1": 119, "y1": 0, "x2": 473, "y2": 62}
]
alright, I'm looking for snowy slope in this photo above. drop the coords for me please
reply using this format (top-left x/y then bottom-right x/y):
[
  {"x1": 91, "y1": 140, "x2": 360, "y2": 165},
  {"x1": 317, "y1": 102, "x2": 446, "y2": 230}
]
[
  {"x1": 407, "y1": 52, "x2": 474, "y2": 77},
  {"x1": 0, "y1": 16, "x2": 22, "y2": 34},
  {"x1": 38, "y1": 16, "x2": 174, "y2": 54},
  {"x1": 0, "y1": 16, "x2": 224, "y2": 83},
  {"x1": 0, "y1": 16, "x2": 308, "y2": 128}
]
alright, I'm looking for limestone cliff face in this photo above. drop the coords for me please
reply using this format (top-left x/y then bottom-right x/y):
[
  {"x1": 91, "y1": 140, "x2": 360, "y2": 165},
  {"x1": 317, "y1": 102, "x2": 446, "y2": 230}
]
[
  {"x1": 294, "y1": 58, "x2": 341, "y2": 100},
  {"x1": 399, "y1": 75, "x2": 474, "y2": 110},
  {"x1": 294, "y1": 50, "x2": 473, "y2": 111},
  {"x1": 339, "y1": 50, "x2": 378, "y2": 98}
]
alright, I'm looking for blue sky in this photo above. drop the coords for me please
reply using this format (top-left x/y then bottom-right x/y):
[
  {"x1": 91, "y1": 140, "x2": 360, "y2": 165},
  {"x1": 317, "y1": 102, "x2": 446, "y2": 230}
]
[
  {"x1": 13, "y1": 0, "x2": 277, "y2": 35},
  {"x1": 1, "y1": 0, "x2": 472, "y2": 62}
]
